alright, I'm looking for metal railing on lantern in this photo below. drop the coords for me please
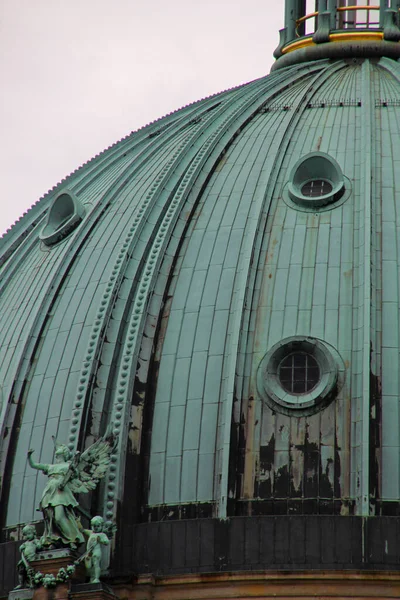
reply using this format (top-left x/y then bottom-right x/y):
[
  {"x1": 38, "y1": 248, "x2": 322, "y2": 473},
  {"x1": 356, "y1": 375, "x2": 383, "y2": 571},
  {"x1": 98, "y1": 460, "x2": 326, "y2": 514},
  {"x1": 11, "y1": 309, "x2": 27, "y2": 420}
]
[
  {"x1": 295, "y1": 6, "x2": 382, "y2": 38},
  {"x1": 273, "y1": 0, "x2": 400, "y2": 66}
]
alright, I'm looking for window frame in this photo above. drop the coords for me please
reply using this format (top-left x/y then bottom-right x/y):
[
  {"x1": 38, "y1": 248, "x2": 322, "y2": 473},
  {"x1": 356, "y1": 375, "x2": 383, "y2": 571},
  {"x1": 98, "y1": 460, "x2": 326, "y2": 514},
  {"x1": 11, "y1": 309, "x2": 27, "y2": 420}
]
[{"x1": 257, "y1": 336, "x2": 343, "y2": 416}]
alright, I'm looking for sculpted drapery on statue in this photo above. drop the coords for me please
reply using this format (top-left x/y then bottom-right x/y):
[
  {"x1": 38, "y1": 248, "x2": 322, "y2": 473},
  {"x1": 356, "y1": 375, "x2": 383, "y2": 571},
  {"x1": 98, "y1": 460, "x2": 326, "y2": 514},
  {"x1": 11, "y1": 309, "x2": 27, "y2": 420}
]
[{"x1": 27, "y1": 433, "x2": 116, "y2": 549}]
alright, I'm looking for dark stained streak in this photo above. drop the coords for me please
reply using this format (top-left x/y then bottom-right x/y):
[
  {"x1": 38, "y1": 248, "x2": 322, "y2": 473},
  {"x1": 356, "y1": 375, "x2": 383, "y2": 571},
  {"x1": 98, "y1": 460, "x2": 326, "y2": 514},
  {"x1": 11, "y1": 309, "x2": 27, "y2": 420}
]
[
  {"x1": 235, "y1": 404, "x2": 247, "y2": 503},
  {"x1": 228, "y1": 400, "x2": 241, "y2": 513},
  {"x1": 274, "y1": 464, "x2": 290, "y2": 497},
  {"x1": 255, "y1": 434, "x2": 275, "y2": 499},
  {"x1": 252, "y1": 412, "x2": 343, "y2": 510},
  {"x1": 334, "y1": 431, "x2": 342, "y2": 499},
  {"x1": 369, "y1": 369, "x2": 382, "y2": 512}
]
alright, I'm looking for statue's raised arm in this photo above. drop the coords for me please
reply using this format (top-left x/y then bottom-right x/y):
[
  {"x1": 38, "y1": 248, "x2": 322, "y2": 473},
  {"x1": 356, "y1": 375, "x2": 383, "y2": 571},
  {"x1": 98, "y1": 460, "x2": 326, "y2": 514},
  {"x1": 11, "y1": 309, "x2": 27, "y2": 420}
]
[
  {"x1": 27, "y1": 430, "x2": 116, "y2": 550},
  {"x1": 27, "y1": 448, "x2": 48, "y2": 473}
]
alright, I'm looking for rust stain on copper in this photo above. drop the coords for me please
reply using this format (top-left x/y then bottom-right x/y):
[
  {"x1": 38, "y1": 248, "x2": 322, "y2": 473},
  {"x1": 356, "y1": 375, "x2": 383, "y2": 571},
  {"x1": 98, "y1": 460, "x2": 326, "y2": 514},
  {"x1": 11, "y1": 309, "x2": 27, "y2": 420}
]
[{"x1": 243, "y1": 395, "x2": 256, "y2": 499}]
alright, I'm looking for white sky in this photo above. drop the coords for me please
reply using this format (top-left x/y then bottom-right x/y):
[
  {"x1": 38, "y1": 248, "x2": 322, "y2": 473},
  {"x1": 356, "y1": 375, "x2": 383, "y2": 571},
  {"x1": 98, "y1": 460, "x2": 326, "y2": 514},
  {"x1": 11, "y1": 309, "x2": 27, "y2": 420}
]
[{"x1": 0, "y1": 1, "x2": 282, "y2": 236}]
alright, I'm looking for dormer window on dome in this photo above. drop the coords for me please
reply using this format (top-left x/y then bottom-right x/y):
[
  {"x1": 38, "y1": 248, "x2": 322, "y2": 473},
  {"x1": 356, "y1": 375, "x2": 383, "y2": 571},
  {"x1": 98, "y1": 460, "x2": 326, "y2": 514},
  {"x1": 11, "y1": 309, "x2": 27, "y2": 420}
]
[
  {"x1": 285, "y1": 151, "x2": 347, "y2": 210},
  {"x1": 40, "y1": 190, "x2": 85, "y2": 246}
]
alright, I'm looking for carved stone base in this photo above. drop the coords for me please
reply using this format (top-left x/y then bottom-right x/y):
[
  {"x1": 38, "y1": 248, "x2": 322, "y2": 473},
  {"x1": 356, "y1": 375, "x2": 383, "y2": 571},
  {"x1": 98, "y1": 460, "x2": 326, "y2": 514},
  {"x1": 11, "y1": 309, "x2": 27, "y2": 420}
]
[
  {"x1": 8, "y1": 589, "x2": 34, "y2": 600},
  {"x1": 31, "y1": 548, "x2": 82, "y2": 576},
  {"x1": 70, "y1": 582, "x2": 117, "y2": 600},
  {"x1": 23, "y1": 550, "x2": 87, "y2": 600},
  {"x1": 33, "y1": 582, "x2": 69, "y2": 600}
]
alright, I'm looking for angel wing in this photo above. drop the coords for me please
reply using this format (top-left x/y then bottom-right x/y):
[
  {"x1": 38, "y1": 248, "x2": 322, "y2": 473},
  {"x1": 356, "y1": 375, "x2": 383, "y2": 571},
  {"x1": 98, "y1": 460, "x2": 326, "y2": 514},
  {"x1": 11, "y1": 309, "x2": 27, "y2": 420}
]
[{"x1": 66, "y1": 430, "x2": 117, "y2": 495}]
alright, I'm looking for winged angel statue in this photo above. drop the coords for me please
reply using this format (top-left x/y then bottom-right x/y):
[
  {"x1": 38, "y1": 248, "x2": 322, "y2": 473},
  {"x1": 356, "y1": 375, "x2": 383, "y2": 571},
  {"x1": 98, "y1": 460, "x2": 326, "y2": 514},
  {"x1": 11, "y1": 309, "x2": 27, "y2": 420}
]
[{"x1": 27, "y1": 432, "x2": 116, "y2": 549}]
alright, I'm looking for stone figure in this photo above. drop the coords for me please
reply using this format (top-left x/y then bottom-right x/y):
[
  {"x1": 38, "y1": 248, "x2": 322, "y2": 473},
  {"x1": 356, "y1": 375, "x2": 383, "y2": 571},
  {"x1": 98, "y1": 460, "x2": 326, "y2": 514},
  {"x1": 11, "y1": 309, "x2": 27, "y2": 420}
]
[
  {"x1": 81, "y1": 516, "x2": 110, "y2": 583},
  {"x1": 27, "y1": 432, "x2": 116, "y2": 549},
  {"x1": 16, "y1": 524, "x2": 41, "y2": 588}
]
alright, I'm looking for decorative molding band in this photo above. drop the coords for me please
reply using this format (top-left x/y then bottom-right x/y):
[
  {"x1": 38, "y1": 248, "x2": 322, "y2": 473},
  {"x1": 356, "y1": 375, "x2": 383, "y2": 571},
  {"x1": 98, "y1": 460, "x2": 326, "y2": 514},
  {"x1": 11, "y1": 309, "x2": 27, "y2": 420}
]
[{"x1": 282, "y1": 31, "x2": 385, "y2": 55}]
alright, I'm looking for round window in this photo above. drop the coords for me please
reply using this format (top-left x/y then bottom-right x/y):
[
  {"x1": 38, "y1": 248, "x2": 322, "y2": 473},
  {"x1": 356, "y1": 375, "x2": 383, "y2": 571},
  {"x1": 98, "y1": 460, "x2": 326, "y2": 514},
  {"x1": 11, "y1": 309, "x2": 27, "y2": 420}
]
[
  {"x1": 257, "y1": 337, "x2": 345, "y2": 416},
  {"x1": 278, "y1": 352, "x2": 320, "y2": 394}
]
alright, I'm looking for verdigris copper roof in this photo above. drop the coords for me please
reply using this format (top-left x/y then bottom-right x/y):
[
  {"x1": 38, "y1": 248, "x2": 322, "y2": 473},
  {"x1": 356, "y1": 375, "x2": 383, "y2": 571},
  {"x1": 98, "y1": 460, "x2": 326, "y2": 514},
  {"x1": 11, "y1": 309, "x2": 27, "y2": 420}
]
[{"x1": 1, "y1": 57, "x2": 400, "y2": 533}]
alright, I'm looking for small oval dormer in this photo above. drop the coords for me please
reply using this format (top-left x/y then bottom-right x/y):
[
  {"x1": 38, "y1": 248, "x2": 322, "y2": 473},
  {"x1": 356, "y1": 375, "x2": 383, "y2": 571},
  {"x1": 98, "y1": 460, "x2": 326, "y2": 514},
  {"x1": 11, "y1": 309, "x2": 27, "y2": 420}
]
[{"x1": 40, "y1": 190, "x2": 85, "y2": 246}]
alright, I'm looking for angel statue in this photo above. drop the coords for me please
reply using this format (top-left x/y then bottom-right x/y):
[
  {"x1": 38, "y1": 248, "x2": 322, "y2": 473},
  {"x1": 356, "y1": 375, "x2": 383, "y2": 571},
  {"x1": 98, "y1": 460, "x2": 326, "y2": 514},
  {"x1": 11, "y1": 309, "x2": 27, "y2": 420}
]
[{"x1": 27, "y1": 431, "x2": 116, "y2": 549}]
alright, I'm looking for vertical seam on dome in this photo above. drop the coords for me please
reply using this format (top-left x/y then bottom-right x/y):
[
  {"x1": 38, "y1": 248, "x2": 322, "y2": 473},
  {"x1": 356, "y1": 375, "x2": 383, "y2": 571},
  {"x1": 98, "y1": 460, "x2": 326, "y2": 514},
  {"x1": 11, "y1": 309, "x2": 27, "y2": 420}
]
[
  {"x1": 102, "y1": 79, "x2": 280, "y2": 521},
  {"x1": 359, "y1": 59, "x2": 373, "y2": 517},
  {"x1": 66, "y1": 126, "x2": 206, "y2": 449},
  {"x1": 65, "y1": 101, "x2": 246, "y2": 455}
]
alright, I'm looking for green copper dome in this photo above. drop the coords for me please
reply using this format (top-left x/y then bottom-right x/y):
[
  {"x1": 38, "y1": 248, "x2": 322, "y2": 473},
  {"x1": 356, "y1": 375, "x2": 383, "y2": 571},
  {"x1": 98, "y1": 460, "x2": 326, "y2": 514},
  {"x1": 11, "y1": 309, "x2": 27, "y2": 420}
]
[{"x1": 2, "y1": 1, "x2": 400, "y2": 589}]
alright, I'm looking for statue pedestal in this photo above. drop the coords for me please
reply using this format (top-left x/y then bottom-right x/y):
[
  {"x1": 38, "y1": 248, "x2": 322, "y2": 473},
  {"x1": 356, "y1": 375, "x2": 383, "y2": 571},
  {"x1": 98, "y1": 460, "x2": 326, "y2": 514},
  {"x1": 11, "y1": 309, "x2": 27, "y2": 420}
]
[
  {"x1": 29, "y1": 549, "x2": 85, "y2": 600},
  {"x1": 9, "y1": 590, "x2": 34, "y2": 600},
  {"x1": 31, "y1": 548, "x2": 82, "y2": 576},
  {"x1": 33, "y1": 583, "x2": 69, "y2": 600},
  {"x1": 70, "y1": 582, "x2": 117, "y2": 600},
  {"x1": 8, "y1": 550, "x2": 118, "y2": 600}
]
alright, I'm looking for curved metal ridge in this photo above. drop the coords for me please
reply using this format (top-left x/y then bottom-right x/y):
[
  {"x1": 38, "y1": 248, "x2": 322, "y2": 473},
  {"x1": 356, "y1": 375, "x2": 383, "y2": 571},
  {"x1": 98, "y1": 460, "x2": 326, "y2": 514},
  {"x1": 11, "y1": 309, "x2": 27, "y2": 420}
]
[
  {"x1": 0, "y1": 104, "x2": 199, "y2": 272},
  {"x1": 64, "y1": 85, "x2": 262, "y2": 459},
  {"x1": 0, "y1": 203, "x2": 111, "y2": 510},
  {"x1": 114, "y1": 62, "x2": 329, "y2": 516},
  {"x1": 0, "y1": 91, "x2": 235, "y2": 525},
  {"x1": 0, "y1": 112, "x2": 194, "y2": 408},
  {"x1": 66, "y1": 124, "x2": 210, "y2": 453},
  {"x1": 64, "y1": 96, "x2": 240, "y2": 456},
  {"x1": 217, "y1": 60, "x2": 347, "y2": 518},
  {"x1": 101, "y1": 71, "x2": 304, "y2": 522},
  {"x1": 358, "y1": 59, "x2": 372, "y2": 517},
  {"x1": 0, "y1": 88, "x2": 236, "y2": 251},
  {"x1": 2, "y1": 64, "x2": 307, "y2": 526}
]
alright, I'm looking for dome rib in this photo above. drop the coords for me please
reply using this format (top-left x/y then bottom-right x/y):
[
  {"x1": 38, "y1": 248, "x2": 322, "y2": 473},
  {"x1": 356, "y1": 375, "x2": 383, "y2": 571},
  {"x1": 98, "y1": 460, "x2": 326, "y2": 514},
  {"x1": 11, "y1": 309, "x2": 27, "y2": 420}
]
[
  {"x1": 102, "y1": 73, "x2": 306, "y2": 523},
  {"x1": 136, "y1": 62, "x2": 347, "y2": 514},
  {"x1": 357, "y1": 59, "x2": 373, "y2": 515}
]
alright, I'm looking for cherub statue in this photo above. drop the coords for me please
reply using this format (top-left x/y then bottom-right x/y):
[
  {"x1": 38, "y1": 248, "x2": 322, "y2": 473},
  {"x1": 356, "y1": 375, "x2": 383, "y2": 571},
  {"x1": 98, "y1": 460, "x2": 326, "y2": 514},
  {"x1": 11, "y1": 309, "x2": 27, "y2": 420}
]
[
  {"x1": 27, "y1": 431, "x2": 116, "y2": 549},
  {"x1": 81, "y1": 516, "x2": 110, "y2": 583},
  {"x1": 15, "y1": 524, "x2": 41, "y2": 589}
]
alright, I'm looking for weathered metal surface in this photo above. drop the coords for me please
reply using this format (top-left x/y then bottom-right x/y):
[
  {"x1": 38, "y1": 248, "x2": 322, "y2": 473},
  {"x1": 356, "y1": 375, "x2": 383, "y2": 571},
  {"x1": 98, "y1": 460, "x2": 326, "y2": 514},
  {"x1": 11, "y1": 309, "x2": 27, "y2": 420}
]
[
  {"x1": 0, "y1": 57, "x2": 400, "y2": 536},
  {"x1": 145, "y1": 65, "x2": 331, "y2": 512}
]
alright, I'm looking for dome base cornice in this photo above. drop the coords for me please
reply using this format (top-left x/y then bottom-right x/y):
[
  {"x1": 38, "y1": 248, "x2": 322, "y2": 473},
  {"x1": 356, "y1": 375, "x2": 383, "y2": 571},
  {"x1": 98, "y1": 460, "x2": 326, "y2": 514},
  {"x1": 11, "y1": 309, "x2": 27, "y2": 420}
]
[{"x1": 272, "y1": 38, "x2": 400, "y2": 71}]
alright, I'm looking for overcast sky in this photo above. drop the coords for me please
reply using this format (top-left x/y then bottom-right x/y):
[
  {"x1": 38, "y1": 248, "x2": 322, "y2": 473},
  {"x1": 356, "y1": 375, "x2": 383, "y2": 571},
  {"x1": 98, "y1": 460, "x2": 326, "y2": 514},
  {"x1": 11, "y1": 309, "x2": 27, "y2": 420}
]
[{"x1": 0, "y1": 1, "x2": 283, "y2": 236}]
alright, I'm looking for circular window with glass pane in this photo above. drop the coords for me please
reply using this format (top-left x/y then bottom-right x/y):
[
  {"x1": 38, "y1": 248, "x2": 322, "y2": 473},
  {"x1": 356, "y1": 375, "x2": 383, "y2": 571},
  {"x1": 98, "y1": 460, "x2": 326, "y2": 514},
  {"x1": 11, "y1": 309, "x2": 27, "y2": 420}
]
[
  {"x1": 278, "y1": 352, "x2": 320, "y2": 394},
  {"x1": 257, "y1": 337, "x2": 344, "y2": 416}
]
